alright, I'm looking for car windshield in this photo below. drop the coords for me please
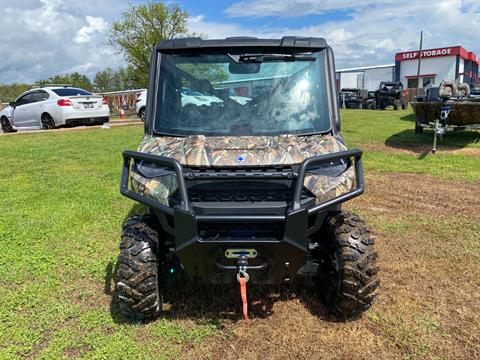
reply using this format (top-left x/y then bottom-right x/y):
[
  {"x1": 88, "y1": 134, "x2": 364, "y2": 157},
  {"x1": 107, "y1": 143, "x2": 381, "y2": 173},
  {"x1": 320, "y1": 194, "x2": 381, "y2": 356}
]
[
  {"x1": 154, "y1": 49, "x2": 330, "y2": 136},
  {"x1": 52, "y1": 88, "x2": 92, "y2": 96}
]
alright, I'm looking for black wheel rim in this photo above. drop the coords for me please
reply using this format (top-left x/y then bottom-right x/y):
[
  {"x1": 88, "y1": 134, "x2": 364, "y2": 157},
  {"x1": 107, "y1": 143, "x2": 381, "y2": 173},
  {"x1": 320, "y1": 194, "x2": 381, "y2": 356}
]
[
  {"x1": 1, "y1": 118, "x2": 13, "y2": 132},
  {"x1": 42, "y1": 115, "x2": 55, "y2": 129}
]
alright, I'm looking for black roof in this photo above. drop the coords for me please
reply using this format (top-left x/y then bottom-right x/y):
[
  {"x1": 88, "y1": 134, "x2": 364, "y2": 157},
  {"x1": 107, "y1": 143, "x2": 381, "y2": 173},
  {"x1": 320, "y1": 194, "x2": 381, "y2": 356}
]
[{"x1": 156, "y1": 36, "x2": 328, "y2": 51}]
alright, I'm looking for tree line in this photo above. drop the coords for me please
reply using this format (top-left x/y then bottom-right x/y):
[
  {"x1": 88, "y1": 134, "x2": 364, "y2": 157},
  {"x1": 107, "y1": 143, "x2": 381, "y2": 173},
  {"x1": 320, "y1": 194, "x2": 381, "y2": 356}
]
[
  {"x1": 1, "y1": 1, "x2": 189, "y2": 103},
  {"x1": 0, "y1": 67, "x2": 140, "y2": 103}
]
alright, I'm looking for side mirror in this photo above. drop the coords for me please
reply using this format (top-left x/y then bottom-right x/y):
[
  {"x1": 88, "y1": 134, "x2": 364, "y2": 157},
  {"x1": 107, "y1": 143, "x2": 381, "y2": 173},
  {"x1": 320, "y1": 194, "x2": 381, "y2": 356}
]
[{"x1": 9, "y1": 101, "x2": 16, "y2": 107}]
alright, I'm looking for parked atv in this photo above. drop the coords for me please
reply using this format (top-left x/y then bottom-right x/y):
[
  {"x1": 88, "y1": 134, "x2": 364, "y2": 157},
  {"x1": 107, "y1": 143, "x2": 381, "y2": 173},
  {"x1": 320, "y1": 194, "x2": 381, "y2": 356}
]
[
  {"x1": 339, "y1": 88, "x2": 363, "y2": 109},
  {"x1": 375, "y1": 81, "x2": 406, "y2": 110},
  {"x1": 362, "y1": 91, "x2": 377, "y2": 110},
  {"x1": 117, "y1": 36, "x2": 379, "y2": 321}
]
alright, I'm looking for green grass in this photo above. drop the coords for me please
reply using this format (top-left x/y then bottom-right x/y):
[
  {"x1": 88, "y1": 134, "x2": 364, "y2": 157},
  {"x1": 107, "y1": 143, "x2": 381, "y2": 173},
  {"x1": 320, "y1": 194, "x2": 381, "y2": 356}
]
[
  {"x1": 0, "y1": 110, "x2": 479, "y2": 358},
  {"x1": 0, "y1": 127, "x2": 217, "y2": 358},
  {"x1": 342, "y1": 108, "x2": 480, "y2": 149},
  {"x1": 342, "y1": 108, "x2": 480, "y2": 181}
]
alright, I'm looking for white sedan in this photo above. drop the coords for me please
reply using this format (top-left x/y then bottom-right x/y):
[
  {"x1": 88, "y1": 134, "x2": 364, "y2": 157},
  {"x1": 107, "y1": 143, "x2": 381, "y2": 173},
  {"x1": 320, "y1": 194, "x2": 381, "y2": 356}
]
[
  {"x1": 0, "y1": 86, "x2": 110, "y2": 132},
  {"x1": 135, "y1": 90, "x2": 147, "y2": 121},
  {"x1": 181, "y1": 90, "x2": 224, "y2": 107}
]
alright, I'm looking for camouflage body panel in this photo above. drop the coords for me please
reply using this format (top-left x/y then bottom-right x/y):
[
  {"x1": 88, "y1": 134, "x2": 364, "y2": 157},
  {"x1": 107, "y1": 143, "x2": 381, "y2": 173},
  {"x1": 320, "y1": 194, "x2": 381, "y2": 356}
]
[
  {"x1": 131, "y1": 134, "x2": 356, "y2": 206},
  {"x1": 131, "y1": 171, "x2": 176, "y2": 206},
  {"x1": 411, "y1": 101, "x2": 480, "y2": 126},
  {"x1": 305, "y1": 167, "x2": 355, "y2": 205}
]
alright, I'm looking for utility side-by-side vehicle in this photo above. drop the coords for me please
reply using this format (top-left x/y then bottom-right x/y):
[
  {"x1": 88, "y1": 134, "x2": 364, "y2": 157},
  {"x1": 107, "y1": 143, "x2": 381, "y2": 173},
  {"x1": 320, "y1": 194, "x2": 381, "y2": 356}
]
[{"x1": 117, "y1": 37, "x2": 379, "y2": 321}]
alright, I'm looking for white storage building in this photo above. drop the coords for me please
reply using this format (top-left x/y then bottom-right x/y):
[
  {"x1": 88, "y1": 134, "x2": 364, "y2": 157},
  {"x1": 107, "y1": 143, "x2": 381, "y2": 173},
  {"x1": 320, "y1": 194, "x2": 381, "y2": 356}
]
[
  {"x1": 335, "y1": 64, "x2": 395, "y2": 92},
  {"x1": 394, "y1": 46, "x2": 479, "y2": 88},
  {"x1": 335, "y1": 45, "x2": 479, "y2": 93}
]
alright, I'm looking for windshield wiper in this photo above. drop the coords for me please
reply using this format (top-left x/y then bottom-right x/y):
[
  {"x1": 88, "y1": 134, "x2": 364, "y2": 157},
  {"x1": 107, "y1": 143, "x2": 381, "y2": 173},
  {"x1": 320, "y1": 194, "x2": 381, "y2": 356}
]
[{"x1": 231, "y1": 54, "x2": 316, "y2": 63}]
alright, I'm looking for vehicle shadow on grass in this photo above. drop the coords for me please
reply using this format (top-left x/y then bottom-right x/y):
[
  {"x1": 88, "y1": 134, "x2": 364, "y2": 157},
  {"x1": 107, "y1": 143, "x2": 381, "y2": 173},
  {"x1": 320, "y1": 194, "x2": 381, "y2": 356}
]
[
  {"x1": 104, "y1": 261, "x2": 349, "y2": 325},
  {"x1": 384, "y1": 128, "x2": 480, "y2": 158},
  {"x1": 400, "y1": 113, "x2": 416, "y2": 122},
  {"x1": 388, "y1": 112, "x2": 480, "y2": 157}
]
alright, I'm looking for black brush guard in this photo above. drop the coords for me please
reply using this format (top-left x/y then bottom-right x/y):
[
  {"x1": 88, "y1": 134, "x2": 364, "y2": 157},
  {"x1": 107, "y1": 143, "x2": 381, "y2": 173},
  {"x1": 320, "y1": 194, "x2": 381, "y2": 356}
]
[{"x1": 120, "y1": 149, "x2": 364, "y2": 284}]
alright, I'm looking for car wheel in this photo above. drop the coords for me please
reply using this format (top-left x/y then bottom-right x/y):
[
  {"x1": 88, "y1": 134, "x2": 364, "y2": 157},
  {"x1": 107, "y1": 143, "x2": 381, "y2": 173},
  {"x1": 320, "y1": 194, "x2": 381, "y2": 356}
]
[
  {"x1": 41, "y1": 113, "x2": 56, "y2": 130},
  {"x1": 139, "y1": 108, "x2": 145, "y2": 122},
  {"x1": 1, "y1": 116, "x2": 15, "y2": 133}
]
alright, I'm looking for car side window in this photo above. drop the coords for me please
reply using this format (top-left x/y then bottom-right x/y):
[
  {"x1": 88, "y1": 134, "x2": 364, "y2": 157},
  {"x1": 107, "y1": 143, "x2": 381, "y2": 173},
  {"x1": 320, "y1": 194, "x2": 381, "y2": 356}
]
[
  {"x1": 16, "y1": 93, "x2": 35, "y2": 106},
  {"x1": 32, "y1": 91, "x2": 49, "y2": 102}
]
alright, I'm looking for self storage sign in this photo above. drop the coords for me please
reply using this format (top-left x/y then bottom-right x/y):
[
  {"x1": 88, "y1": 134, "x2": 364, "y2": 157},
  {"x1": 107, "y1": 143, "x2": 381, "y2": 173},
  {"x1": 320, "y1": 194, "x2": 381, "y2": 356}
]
[{"x1": 395, "y1": 47, "x2": 459, "y2": 61}]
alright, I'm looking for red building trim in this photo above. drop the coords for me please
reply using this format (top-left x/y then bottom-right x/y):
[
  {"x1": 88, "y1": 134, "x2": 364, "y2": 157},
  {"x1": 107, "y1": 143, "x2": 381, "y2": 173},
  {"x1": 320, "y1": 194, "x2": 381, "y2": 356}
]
[
  {"x1": 395, "y1": 46, "x2": 479, "y2": 65},
  {"x1": 404, "y1": 73, "x2": 437, "y2": 79}
]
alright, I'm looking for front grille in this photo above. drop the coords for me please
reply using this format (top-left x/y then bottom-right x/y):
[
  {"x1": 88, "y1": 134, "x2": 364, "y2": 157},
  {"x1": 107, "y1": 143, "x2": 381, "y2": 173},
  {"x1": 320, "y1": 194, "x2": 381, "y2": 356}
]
[
  {"x1": 190, "y1": 188, "x2": 293, "y2": 202},
  {"x1": 184, "y1": 165, "x2": 296, "y2": 179},
  {"x1": 168, "y1": 166, "x2": 314, "y2": 210},
  {"x1": 198, "y1": 222, "x2": 284, "y2": 240}
]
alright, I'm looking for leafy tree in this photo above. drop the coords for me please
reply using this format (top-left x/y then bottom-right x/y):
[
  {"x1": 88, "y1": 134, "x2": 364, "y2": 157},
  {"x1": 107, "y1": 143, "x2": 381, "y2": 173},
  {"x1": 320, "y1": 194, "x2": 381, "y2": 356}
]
[
  {"x1": 109, "y1": 1, "x2": 188, "y2": 87},
  {"x1": 36, "y1": 72, "x2": 93, "y2": 91},
  {"x1": 114, "y1": 66, "x2": 138, "y2": 91},
  {"x1": 93, "y1": 67, "x2": 140, "y2": 92},
  {"x1": 0, "y1": 83, "x2": 31, "y2": 103},
  {"x1": 94, "y1": 68, "x2": 115, "y2": 92}
]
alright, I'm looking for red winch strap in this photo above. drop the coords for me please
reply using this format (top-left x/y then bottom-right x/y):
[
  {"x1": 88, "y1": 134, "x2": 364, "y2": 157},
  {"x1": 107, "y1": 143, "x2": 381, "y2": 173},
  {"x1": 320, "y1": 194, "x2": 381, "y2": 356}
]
[{"x1": 239, "y1": 277, "x2": 249, "y2": 322}]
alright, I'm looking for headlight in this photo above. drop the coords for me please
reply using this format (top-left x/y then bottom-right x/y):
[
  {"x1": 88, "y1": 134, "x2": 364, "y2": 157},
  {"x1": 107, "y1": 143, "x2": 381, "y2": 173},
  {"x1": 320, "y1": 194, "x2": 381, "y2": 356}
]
[
  {"x1": 135, "y1": 161, "x2": 175, "y2": 178},
  {"x1": 307, "y1": 158, "x2": 350, "y2": 177}
]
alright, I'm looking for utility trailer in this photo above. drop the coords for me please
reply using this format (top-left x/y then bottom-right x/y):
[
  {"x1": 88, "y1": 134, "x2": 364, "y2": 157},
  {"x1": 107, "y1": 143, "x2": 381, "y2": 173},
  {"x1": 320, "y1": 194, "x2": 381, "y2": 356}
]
[{"x1": 411, "y1": 80, "x2": 480, "y2": 153}]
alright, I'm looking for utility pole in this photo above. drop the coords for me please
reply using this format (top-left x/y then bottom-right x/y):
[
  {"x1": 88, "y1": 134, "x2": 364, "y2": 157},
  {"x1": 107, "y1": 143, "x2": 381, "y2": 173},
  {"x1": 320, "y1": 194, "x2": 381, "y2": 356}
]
[{"x1": 416, "y1": 30, "x2": 423, "y2": 93}]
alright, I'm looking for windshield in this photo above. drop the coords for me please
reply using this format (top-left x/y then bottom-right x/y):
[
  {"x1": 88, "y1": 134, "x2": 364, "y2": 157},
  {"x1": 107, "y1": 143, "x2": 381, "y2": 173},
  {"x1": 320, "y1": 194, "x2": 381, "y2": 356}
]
[{"x1": 154, "y1": 49, "x2": 330, "y2": 136}]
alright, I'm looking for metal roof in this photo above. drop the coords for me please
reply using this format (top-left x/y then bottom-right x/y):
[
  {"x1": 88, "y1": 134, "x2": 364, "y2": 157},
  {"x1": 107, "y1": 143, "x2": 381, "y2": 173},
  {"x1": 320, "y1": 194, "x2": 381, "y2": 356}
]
[{"x1": 336, "y1": 64, "x2": 395, "y2": 73}]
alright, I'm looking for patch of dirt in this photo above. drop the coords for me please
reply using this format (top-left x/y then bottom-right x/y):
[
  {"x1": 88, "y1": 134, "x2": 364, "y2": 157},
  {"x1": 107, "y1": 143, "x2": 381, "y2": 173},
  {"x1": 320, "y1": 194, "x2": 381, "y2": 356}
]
[{"x1": 356, "y1": 172, "x2": 480, "y2": 220}]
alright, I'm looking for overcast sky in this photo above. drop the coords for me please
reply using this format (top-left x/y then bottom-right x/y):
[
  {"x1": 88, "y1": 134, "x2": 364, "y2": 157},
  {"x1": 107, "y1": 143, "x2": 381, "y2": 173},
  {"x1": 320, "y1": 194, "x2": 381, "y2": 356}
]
[{"x1": 1, "y1": 0, "x2": 479, "y2": 84}]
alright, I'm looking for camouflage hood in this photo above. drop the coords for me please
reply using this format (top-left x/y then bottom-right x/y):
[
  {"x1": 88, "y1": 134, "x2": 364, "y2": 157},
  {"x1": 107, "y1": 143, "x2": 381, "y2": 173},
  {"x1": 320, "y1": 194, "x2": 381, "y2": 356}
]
[
  {"x1": 132, "y1": 133, "x2": 356, "y2": 207},
  {"x1": 137, "y1": 134, "x2": 348, "y2": 167}
]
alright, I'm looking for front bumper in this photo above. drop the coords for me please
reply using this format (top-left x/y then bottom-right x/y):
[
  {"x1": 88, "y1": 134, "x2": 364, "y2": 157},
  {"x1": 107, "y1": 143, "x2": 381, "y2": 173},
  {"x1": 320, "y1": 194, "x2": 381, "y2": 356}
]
[{"x1": 120, "y1": 149, "x2": 364, "y2": 284}]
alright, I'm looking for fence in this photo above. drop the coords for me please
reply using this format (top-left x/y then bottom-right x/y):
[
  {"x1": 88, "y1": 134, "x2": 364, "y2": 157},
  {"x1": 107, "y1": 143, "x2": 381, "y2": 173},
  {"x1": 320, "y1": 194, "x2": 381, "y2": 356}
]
[
  {"x1": 97, "y1": 89, "x2": 146, "y2": 118},
  {"x1": 403, "y1": 88, "x2": 426, "y2": 103}
]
